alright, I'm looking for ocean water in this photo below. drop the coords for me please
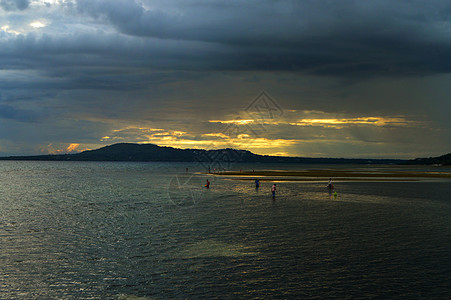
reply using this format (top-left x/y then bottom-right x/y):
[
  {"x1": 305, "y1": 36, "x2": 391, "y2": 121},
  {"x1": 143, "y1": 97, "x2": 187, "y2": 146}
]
[{"x1": 0, "y1": 161, "x2": 450, "y2": 299}]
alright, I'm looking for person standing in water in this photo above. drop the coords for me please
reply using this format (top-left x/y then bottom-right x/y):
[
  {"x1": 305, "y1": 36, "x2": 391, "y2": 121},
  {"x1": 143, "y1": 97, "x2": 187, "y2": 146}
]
[
  {"x1": 328, "y1": 178, "x2": 334, "y2": 189},
  {"x1": 271, "y1": 183, "x2": 276, "y2": 199},
  {"x1": 205, "y1": 179, "x2": 210, "y2": 188},
  {"x1": 255, "y1": 179, "x2": 260, "y2": 190}
]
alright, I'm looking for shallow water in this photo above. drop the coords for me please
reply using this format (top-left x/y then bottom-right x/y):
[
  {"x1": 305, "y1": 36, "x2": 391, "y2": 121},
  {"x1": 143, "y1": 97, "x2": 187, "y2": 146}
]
[{"x1": 1, "y1": 161, "x2": 450, "y2": 299}]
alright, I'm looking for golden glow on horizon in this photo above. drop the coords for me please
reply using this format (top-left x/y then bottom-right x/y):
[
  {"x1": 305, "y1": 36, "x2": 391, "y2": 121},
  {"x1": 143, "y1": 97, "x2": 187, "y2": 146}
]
[
  {"x1": 208, "y1": 119, "x2": 284, "y2": 126},
  {"x1": 42, "y1": 143, "x2": 91, "y2": 154},
  {"x1": 93, "y1": 111, "x2": 423, "y2": 158},
  {"x1": 207, "y1": 114, "x2": 420, "y2": 129},
  {"x1": 270, "y1": 152, "x2": 292, "y2": 157},
  {"x1": 209, "y1": 119, "x2": 254, "y2": 125},
  {"x1": 230, "y1": 137, "x2": 297, "y2": 149},
  {"x1": 202, "y1": 133, "x2": 230, "y2": 139},
  {"x1": 108, "y1": 124, "x2": 300, "y2": 154},
  {"x1": 171, "y1": 131, "x2": 188, "y2": 136},
  {"x1": 138, "y1": 137, "x2": 297, "y2": 157},
  {"x1": 290, "y1": 117, "x2": 416, "y2": 127},
  {"x1": 112, "y1": 126, "x2": 164, "y2": 133},
  {"x1": 66, "y1": 143, "x2": 79, "y2": 152},
  {"x1": 139, "y1": 136, "x2": 296, "y2": 149}
]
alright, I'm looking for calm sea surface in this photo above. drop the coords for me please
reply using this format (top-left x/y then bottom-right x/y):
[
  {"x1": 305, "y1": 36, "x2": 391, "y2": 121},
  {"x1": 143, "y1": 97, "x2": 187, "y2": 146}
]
[{"x1": 1, "y1": 161, "x2": 450, "y2": 299}]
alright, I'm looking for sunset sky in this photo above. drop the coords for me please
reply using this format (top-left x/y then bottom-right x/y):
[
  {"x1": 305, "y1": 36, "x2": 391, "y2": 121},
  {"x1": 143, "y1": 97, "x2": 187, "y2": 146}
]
[{"x1": 1, "y1": 0, "x2": 450, "y2": 158}]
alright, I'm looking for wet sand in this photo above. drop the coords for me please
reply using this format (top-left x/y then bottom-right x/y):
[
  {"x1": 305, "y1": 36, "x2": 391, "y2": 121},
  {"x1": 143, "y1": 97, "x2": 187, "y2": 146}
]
[{"x1": 212, "y1": 168, "x2": 451, "y2": 181}]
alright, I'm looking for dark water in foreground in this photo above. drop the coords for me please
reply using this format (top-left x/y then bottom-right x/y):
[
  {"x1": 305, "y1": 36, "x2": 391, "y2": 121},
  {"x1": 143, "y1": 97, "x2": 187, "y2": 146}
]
[{"x1": 1, "y1": 161, "x2": 450, "y2": 299}]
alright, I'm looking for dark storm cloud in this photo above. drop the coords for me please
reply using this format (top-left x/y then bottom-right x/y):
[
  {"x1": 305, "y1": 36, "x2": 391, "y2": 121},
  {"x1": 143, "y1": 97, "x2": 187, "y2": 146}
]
[
  {"x1": 0, "y1": 29, "x2": 237, "y2": 88},
  {"x1": 74, "y1": 0, "x2": 451, "y2": 76},
  {"x1": 0, "y1": 0, "x2": 29, "y2": 11},
  {"x1": 0, "y1": 103, "x2": 43, "y2": 122},
  {"x1": 4, "y1": 0, "x2": 451, "y2": 78},
  {"x1": 1, "y1": 0, "x2": 450, "y2": 156}
]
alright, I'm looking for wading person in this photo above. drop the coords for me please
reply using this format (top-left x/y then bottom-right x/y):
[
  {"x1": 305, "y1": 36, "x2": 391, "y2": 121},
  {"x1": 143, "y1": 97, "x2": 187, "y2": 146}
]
[{"x1": 328, "y1": 178, "x2": 334, "y2": 189}]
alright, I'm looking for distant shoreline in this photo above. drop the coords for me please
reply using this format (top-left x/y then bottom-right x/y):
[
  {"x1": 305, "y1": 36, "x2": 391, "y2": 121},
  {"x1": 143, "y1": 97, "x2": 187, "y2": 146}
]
[{"x1": 0, "y1": 143, "x2": 449, "y2": 165}]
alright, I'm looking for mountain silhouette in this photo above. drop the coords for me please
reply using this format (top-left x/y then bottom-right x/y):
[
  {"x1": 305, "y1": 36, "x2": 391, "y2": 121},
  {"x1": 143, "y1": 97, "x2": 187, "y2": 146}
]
[
  {"x1": 0, "y1": 143, "x2": 414, "y2": 164},
  {"x1": 1, "y1": 142, "x2": 447, "y2": 165}
]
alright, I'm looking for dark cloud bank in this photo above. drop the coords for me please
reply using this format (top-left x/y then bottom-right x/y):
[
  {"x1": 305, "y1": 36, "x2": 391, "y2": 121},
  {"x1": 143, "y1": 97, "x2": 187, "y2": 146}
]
[
  {"x1": 3, "y1": 0, "x2": 451, "y2": 76},
  {"x1": 73, "y1": 0, "x2": 451, "y2": 76},
  {"x1": 0, "y1": 0, "x2": 450, "y2": 156}
]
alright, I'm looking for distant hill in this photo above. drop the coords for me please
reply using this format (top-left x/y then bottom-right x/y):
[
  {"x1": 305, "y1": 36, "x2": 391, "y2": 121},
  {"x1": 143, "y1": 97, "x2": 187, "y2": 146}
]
[
  {"x1": 0, "y1": 142, "x2": 409, "y2": 164},
  {"x1": 403, "y1": 153, "x2": 451, "y2": 166}
]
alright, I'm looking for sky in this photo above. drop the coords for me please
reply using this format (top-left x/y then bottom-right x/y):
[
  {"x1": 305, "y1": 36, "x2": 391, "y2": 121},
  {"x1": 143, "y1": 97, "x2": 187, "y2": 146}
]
[{"x1": 0, "y1": 0, "x2": 450, "y2": 158}]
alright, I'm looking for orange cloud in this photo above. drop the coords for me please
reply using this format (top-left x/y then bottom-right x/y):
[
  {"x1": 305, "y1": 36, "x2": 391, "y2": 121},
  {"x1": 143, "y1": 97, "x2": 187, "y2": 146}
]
[
  {"x1": 67, "y1": 143, "x2": 80, "y2": 152},
  {"x1": 290, "y1": 117, "x2": 420, "y2": 128},
  {"x1": 202, "y1": 133, "x2": 230, "y2": 139},
  {"x1": 41, "y1": 143, "x2": 87, "y2": 154},
  {"x1": 209, "y1": 119, "x2": 254, "y2": 125}
]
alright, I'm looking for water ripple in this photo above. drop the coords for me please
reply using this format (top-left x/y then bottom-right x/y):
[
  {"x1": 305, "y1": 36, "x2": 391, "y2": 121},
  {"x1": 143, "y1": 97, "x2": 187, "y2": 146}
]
[{"x1": 0, "y1": 161, "x2": 450, "y2": 298}]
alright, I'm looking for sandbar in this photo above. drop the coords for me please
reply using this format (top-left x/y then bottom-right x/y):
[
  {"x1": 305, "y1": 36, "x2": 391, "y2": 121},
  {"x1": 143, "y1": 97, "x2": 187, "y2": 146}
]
[{"x1": 210, "y1": 169, "x2": 451, "y2": 182}]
